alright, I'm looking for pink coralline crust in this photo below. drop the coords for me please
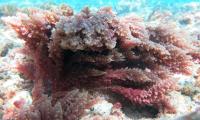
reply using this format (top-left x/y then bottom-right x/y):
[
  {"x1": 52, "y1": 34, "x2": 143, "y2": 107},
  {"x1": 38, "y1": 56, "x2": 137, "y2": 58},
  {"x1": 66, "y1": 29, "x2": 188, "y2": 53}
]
[
  {"x1": 3, "y1": 89, "x2": 98, "y2": 120},
  {"x1": 3, "y1": 5, "x2": 200, "y2": 119}
]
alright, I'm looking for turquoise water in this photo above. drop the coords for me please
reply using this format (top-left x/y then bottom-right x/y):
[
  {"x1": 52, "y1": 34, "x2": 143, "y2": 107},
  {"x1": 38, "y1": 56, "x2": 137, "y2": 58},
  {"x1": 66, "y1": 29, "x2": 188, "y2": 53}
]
[{"x1": 0, "y1": 0, "x2": 200, "y2": 13}]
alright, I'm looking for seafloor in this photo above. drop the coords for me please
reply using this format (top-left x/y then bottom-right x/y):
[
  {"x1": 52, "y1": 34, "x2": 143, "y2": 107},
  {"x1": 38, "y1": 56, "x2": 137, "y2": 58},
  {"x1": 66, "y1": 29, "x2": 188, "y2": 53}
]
[{"x1": 1, "y1": 1, "x2": 200, "y2": 120}]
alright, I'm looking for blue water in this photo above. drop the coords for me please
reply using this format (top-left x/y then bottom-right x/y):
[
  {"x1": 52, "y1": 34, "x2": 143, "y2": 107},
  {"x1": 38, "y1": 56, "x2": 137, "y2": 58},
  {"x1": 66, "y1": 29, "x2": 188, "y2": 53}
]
[
  {"x1": 0, "y1": 0, "x2": 199, "y2": 10},
  {"x1": 0, "y1": 0, "x2": 200, "y2": 17}
]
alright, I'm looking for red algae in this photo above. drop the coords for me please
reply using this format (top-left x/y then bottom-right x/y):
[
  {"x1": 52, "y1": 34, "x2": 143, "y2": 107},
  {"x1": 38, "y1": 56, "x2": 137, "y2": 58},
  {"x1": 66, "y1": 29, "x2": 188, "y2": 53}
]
[{"x1": 2, "y1": 4, "x2": 200, "y2": 120}]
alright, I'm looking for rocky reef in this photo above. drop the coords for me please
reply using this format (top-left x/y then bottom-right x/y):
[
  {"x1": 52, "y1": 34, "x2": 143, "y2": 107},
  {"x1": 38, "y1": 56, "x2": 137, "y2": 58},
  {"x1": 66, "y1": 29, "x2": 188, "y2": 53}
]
[{"x1": 2, "y1": 4, "x2": 200, "y2": 120}]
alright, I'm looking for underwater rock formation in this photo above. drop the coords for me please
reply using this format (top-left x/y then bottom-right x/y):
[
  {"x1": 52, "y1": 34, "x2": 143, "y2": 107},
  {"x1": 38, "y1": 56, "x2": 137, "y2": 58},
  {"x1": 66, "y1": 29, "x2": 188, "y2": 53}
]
[{"x1": 3, "y1": 5, "x2": 200, "y2": 119}]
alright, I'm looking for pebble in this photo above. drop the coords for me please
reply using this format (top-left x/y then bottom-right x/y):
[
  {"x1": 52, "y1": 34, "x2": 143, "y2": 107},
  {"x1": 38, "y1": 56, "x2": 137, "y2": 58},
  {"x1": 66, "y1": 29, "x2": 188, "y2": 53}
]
[
  {"x1": 193, "y1": 93, "x2": 200, "y2": 104},
  {"x1": 0, "y1": 42, "x2": 14, "y2": 57},
  {"x1": 0, "y1": 98, "x2": 3, "y2": 106},
  {"x1": 85, "y1": 100, "x2": 113, "y2": 116}
]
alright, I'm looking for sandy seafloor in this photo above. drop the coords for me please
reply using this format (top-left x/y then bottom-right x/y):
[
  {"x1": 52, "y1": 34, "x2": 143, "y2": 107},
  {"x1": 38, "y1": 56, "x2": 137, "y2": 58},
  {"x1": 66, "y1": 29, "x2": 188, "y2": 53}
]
[{"x1": 1, "y1": 1, "x2": 200, "y2": 120}]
